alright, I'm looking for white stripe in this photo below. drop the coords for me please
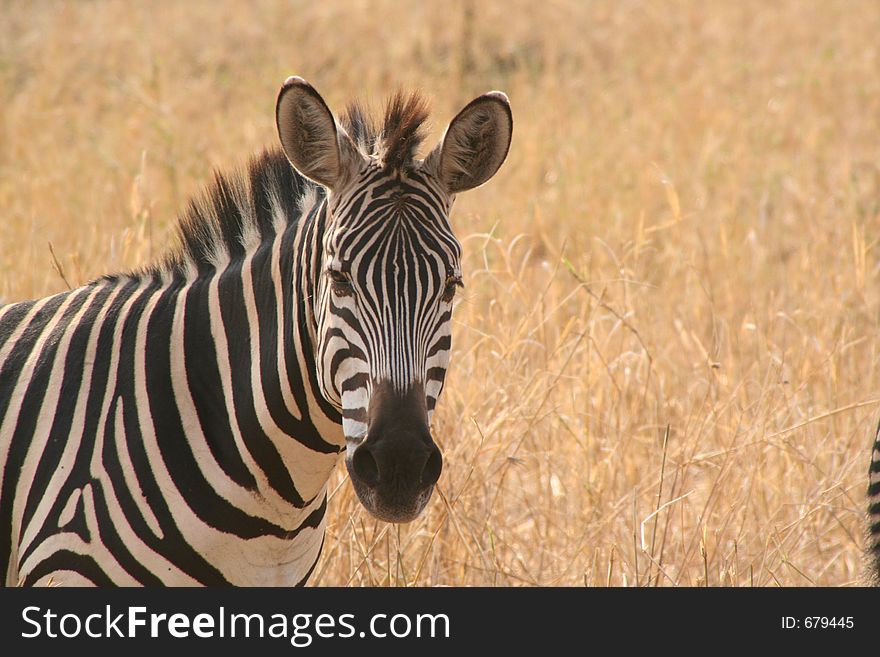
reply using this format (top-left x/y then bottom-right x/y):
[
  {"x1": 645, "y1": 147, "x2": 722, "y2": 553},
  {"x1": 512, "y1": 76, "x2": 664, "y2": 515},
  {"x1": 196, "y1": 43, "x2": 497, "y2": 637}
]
[
  {"x1": 270, "y1": 226, "x2": 302, "y2": 420},
  {"x1": 110, "y1": 397, "x2": 163, "y2": 537},
  {"x1": 57, "y1": 488, "x2": 81, "y2": 529}
]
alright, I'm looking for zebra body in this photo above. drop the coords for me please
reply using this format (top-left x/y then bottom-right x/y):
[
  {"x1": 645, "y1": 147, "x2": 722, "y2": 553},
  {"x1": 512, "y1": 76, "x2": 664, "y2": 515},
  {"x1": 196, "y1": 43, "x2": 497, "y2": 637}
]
[{"x1": 0, "y1": 78, "x2": 512, "y2": 586}]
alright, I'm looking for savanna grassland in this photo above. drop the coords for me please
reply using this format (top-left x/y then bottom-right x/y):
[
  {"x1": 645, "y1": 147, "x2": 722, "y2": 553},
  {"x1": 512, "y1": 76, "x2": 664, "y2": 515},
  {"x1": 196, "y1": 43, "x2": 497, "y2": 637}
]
[{"x1": 1, "y1": 0, "x2": 879, "y2": 586}]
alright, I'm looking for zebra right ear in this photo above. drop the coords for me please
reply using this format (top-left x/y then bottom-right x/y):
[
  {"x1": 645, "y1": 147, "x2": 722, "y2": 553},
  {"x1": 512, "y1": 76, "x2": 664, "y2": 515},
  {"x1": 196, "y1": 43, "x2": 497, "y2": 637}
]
[
  {"x1": 276, "y1": 77, "x2": 362, "y2": 191},
  {"x1": 425, "y1": 91, "x2": 513, "y2": 195}
]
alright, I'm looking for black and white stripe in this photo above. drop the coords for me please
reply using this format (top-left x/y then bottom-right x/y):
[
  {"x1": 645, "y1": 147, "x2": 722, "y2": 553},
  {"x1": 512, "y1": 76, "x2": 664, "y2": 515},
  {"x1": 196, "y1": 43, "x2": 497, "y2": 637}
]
[
  {"x1": 868, "y1": 419, "x2": 880, "y2": 584},
  {"x1": 0, "y1": 77, "x2": 512, "y2": 586}
]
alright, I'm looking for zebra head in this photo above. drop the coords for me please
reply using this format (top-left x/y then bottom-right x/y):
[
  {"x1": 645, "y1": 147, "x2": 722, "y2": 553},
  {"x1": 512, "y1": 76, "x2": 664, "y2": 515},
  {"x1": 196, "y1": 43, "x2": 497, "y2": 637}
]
[{"x1": 276, "y1": 78, "x2": 512, "y2": 522}]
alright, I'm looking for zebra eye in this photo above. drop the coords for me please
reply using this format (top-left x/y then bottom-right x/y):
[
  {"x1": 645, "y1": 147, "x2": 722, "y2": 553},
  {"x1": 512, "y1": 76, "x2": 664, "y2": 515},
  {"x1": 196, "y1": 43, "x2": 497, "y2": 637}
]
[
  {"x1": 327, "y1": 269, "x2": 354, "y2": 296},
  {"x1": 441, "y1": 275, "x2": 463, "y2": 303}
]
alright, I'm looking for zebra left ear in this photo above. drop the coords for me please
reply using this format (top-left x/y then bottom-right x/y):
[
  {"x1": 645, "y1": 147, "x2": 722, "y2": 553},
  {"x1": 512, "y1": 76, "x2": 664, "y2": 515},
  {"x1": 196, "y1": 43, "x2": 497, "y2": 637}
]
[
  {"x1": 425, "y1": 91, "x2": 513, "y2": 194},
  {"x1": 276, "y1": 76, "x2": 363, "y2": 191}
]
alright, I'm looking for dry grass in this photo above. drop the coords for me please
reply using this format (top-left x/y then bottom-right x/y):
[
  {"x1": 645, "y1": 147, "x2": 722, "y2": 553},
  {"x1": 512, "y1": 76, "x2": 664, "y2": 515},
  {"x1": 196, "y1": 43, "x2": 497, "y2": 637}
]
[{"x1": 2, "y1": 0, "x2": 879, "y2": 586}]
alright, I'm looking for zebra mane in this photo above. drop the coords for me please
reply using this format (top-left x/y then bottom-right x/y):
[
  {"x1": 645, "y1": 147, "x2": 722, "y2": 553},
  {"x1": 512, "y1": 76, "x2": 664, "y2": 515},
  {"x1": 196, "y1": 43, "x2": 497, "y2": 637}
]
[
  {"x1": 139, "y1": 92, "x2": 429, "y2": 279},
  {"x1": 341, "y1": 91, "x2": 431, "y2": 172},
  {"x1": 151, "y1": 148, "x2": 318, "y2": 278}
]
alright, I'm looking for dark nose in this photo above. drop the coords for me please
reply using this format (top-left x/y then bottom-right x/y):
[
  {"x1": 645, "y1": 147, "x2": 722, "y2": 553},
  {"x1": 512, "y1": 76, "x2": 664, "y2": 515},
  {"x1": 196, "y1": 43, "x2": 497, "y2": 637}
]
[
  {"x1": 346, "y1": 381, "x2": 443, "y2": 522},
  {"x1": 351, "y1": 436, "x2": 442, "y2": 488}
]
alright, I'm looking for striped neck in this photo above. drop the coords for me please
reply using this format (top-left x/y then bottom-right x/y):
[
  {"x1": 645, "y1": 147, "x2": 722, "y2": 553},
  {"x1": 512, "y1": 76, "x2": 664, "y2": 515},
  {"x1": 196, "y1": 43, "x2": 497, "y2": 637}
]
[{"x1": 136, "y1": 151, "x2": 345, "y2": 514}]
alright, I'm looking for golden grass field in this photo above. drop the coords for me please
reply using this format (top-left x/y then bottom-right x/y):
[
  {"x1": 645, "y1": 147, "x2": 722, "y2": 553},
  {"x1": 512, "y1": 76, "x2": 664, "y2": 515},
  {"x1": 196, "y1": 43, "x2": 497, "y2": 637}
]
[{"x1": 2, "y1": 0, "x2": 879, "y2": 586}]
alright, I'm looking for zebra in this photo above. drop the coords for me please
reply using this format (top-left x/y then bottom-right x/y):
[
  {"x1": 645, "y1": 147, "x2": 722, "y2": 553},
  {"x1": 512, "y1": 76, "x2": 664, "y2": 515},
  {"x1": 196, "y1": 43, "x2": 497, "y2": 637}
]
[
  {"x1": 869, "y1": 419, "x2": 880, "y2": 583},
  {"x1": 0, "y1": 77, "x2": 512, "y2": 586}
]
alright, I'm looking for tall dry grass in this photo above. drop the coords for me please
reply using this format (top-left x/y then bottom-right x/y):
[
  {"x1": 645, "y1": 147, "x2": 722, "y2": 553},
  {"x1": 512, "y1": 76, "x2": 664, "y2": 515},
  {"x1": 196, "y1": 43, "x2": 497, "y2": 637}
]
[{"x1": 1, "y1": 0, "x2": 879, "y2": 586}]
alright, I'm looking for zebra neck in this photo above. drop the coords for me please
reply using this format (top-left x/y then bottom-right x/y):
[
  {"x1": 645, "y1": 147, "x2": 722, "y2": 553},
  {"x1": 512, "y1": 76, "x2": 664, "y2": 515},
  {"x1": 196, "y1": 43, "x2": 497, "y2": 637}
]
[
  {"x1": 169, "y1": 196, "x2": 342, "y2": 513},
  {"x1": 289, "y1": 194, "x2": 345, "y2": 444}
]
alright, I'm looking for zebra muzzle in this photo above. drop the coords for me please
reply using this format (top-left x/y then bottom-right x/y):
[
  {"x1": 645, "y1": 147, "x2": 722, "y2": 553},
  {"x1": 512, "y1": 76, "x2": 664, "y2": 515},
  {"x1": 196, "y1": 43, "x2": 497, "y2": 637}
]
[{"x1": 344, "y1": 381, "x2": 442, "y2": 523}]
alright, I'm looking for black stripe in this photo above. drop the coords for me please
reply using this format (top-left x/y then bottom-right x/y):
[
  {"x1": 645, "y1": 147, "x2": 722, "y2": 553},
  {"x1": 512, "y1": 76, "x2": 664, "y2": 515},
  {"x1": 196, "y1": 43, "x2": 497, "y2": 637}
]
[
  {"x1": 293, "y1": 496, "x2": 328, "y2": 587},
  {"x1": 218, "y1": 260, "x2": 306, "y2": 507},
  {"x1": 183, "y1": 275, "x2": 257, "y2": 490},
  {"x1": 22, "y1": 550, "x2": 115, "y2": 587},
  {"x1": 342, "y1": 373, "x2": 369, "y2": 393},
  {"x1": 0, "y1": 300, "x2": 36, "y2": 352},
  {"x1": 342, "y1": 407, "x2": 367, "y2": 424},
  {"x1": 427, "y1": 334, "x2": 451, "y2": 358},
  {"x1": 426, "y1": 367, "x2": 447, "y2": 382}
]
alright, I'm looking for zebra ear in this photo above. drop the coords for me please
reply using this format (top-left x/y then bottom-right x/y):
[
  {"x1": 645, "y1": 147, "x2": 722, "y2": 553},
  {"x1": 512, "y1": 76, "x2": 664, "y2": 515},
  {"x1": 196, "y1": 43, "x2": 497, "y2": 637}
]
[
  {"x1": 426, "y1": 91, "x2": 512, "y2": 194},
  {"x1": 276, "y1": 77, "x2": 362, "y2": 190}
]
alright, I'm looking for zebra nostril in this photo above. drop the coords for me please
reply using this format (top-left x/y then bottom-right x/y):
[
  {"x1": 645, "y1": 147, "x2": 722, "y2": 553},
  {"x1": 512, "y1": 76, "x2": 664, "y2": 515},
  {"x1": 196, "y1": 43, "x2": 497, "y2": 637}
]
[
  {"x1": 421, "y1": 446, "x2": 442, "y2": 486},
  {"x1": 352, "y1": 447, "x2": 379, "y2": 486}
]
